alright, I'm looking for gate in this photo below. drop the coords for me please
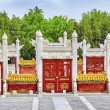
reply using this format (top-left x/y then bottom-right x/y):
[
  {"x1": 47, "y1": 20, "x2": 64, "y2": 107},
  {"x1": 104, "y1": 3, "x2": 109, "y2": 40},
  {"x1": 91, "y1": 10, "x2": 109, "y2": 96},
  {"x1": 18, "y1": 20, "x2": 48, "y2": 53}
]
[
  {"x1": 43, "y1": 59, "x2": 72, "y2": 92},
  {"x1": 86, "y1": 56, "x2": 104, "y2": 73}
]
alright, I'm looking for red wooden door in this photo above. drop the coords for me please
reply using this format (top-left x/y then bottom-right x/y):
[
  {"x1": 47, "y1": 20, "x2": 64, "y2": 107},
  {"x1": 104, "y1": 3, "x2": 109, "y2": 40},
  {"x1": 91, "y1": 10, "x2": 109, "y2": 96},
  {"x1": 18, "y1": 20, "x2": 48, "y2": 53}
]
[
  {"x1": 86, "y1": 56, "x2": 104, "y2": 74},
  {"x1": 43, "y1": 59, "x2": 72, "y2": 92}
]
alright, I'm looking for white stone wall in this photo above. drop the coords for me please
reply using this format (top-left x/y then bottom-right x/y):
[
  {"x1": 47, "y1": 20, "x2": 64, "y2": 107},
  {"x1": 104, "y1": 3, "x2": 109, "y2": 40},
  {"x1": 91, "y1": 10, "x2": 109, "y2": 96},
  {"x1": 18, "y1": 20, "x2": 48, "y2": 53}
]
[
  {"x1": 31, "y1": 30, "x2": 110, "y2": 94},
  {"x1": 82, "y1": 40, "x2": 106, "y2": 73},
  {"x1": 32, "y1": 30, "x2": 82, "y2": 93},
  {"x1": 8, "y1": 64, "x2": 15, "y2": 73},
  {"x1": 0, "y1": 33, "x2": 23, "y2": 95}
]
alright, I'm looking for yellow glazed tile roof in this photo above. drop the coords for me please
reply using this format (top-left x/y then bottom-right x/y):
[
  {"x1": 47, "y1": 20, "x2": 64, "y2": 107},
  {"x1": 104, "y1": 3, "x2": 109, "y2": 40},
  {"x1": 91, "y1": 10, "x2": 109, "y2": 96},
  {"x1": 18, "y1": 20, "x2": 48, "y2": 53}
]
[
  {"x1": 20, "y1": 58, "x2": 36, "y2": 66},
  {"x1": 76, "y1": 72, "x2": 107, "y2": 82},
  {"x1": 77, "y1": 58, "x2": 83, "y2": 66},
  {"x1": 7, "y1": 73, "x2": 38, "y2": 82}
]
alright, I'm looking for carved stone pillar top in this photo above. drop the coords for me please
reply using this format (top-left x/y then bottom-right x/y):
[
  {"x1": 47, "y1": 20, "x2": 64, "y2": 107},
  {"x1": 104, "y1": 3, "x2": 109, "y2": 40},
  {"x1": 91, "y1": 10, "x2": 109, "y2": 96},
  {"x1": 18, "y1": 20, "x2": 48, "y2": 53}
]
[
  {"x1": 106, "y1": 33, "x2": 110, "y2": 40},
  {"x1": 2, "y1": 33, "x2": 7, "y2": 40},
  {"x1": 36, "y1": 30, "x2": 42, "y2": 38},
  {"x1": 16, "y1": 39, "x2": 19, "y2": 44},
  {"x1": 72, "y1": 30, "x2": 77, "y2": 38}
]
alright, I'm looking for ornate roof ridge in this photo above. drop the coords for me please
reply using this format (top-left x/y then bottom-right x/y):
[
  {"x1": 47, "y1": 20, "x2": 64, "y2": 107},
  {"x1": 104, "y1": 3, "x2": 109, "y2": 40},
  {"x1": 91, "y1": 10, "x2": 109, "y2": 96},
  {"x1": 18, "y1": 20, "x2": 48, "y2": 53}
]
[
  {"x1": 76, "y1": 72, "x2": 107, "y2": 82},
  {"x1": 7, "y1": 73, "x2": 38, "y2": 82},
  {"x1": 20, "y1": 58, "x2": 36, "y2": 66}
]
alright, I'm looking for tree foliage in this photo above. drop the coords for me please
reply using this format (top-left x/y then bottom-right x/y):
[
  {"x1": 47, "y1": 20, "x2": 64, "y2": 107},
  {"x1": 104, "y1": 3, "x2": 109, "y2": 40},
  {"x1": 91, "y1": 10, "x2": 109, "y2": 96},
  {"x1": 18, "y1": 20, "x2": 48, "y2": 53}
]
[
  {"x1": 0, "y1": 7, "x2": 110, "y2": 59},
  {"x1": 77, "y1": 9, "x2": 110, "y2": 47}
]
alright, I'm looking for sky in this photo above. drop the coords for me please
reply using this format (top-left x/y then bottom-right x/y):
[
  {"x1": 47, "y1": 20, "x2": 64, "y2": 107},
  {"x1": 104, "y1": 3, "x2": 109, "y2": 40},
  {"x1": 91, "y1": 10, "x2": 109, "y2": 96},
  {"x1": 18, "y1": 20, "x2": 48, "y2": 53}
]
[{"x1": 0, "y1": 0, "x2": 110, "y2": 22}]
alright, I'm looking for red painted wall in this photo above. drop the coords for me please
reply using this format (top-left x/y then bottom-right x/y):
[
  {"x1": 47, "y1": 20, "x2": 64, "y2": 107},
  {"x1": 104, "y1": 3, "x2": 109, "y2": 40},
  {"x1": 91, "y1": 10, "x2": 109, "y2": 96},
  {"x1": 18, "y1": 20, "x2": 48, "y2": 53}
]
[
  {"x1": 86, "y1": 56, "x2": 104, "y2": 74},
  {"x1": 8, "y1": 83, "x2": 37, "y2": 93},
  {"x1": 77, "y1": 82, "x2": 107, "y2": 92},
  {"x1": 19, "y1": 66, "x2": 36, "y2": 74},
  {"x1": 77, "y1": 66, "x2": 83, "y2": 74}
]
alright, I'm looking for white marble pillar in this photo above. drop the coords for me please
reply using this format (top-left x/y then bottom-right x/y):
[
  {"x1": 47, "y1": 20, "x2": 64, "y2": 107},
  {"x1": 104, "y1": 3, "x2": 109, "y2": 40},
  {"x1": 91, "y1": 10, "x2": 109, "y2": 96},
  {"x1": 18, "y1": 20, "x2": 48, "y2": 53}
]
[
  {"x1": 63, "y1": 31, "x2": 67, "y2": 47},
  {"x1": 72, "y1": 30, "x2": 78, "y2": 94},
  {"x1": 106, "y1": 33, "x2": 110, "y2": 94},
  {"x1": 104, "y1": 39, "x2": 107, "y2": 73},
  {"x1": 36, "y1": 30, "x2": 43, "y2": 93},
  {"x1": 16, "y1": 39, "x2": 20, "y2": 74},
  {"x1": 2, "y1": 33, "x2": 8, "y2": 95},
  {"x1": 83, "y1": 39, "x2": 86, "y2": 74}
]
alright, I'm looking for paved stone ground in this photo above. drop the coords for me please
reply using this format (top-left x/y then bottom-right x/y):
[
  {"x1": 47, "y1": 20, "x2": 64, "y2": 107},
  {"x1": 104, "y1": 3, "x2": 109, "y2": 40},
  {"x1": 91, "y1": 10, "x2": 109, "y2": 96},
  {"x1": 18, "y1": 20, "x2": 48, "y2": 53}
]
[
  {"x1": 0, "y1": 97, "x2": 33, "y2": 110},
  {"x1": 0, "y1": 93, "x2": 110, "y2": 110},
  {"x1": 85, "y1": 95, "x2": 110, "y2": 110},
  {"x1": 66, "y1": 95, "x2": 89, "y2": 110},
  {"x1": 39, "y1": 95, "x2": 54, "y2": 110}
]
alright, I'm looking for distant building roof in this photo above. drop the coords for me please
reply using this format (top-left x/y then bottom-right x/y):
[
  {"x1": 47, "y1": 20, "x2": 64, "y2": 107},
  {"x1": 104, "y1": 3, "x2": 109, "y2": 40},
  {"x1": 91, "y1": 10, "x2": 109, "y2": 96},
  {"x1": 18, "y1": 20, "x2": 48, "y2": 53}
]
[
  {"x1": 77, "y1": 72, "x2": 107, "y2": 82},
  {"x1": 7, "y1": 73, "x2": 38, "y2": 82},
  {"x1": 77, "y1": 58, "x2": 83, "y2": 66},
  {"x1": 20, "y1": 58, "x2": 36, "y2": 66}
]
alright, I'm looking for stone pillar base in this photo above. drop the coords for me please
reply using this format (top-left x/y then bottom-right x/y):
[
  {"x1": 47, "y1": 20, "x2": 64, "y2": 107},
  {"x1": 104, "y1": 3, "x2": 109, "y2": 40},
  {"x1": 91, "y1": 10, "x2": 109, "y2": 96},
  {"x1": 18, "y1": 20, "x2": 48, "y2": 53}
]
[
  {"x1": 72, "y1": 80, "x2": 77, "y2": 94},
  {"x1": 3, "y1": 80, "x2": 7, "y2": 95},
  {"x1": 29, "y1": 90, "x2": 33, "y2": 95},
  {"x1": 38, "y1": 81, "x2": 42, "y2": 94},
  {"x1": 1, "y1": 95, "x2": 6, "y2": 98},
  {"x1": 12, "y1": 90, "x2": 17, "y2": 95},
  {"x1": 107, "y1": 82, "x2": 110, "y2": 94}
]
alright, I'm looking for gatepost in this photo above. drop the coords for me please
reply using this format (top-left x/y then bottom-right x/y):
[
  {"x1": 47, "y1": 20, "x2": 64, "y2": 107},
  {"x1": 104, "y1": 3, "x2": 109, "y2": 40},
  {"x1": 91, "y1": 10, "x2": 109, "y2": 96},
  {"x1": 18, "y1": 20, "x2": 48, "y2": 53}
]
[{"x1": 106, "y1": 33, "x2": 110, "y2": 94}]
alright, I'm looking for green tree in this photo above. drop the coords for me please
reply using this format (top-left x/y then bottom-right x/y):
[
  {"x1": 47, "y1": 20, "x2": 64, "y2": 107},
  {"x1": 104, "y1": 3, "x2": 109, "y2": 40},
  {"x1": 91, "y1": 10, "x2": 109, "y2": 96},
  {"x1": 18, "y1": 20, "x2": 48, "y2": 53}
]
[
  {"x1": 41, "y1": 16, "x2": 76, "y2": 42},
  {"x1": 77, "y1": 9, "x2": 110, "y2": 47},
  {"x1": 0, "y1": 11, "x2": 10, "y2": 42},
  {"x1": 9, "y1": 15, "x2": 22, "y2": 44},
  {"x1": 21, "y1": 7, "x2": 44, "y2": 59}
]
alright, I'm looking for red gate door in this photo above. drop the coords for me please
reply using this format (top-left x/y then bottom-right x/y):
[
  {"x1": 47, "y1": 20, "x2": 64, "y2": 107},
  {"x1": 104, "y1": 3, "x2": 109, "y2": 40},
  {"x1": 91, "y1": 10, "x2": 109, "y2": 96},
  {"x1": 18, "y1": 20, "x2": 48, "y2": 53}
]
[
  {"x1": 43, "y1": 59, "x2": 72, "y2": 92},
  {"x1": 86, "y1": 56, "x2": 104, "y2": 73}
]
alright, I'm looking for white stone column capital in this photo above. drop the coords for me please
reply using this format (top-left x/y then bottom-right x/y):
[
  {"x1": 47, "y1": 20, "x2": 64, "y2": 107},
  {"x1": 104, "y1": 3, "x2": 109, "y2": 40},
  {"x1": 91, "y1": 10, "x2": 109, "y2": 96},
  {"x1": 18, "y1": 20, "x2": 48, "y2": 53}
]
[
  {"x1": 2, "y1": 33, "x2": 7, "y2": 40},
  {"x1": 72, "y1": 30, "x2": 78, "y2": 38},
  {"x1": 36, "y1": 30, "x2": 42, "y2": 38},
  {"x1": 106, "y1": 33, "x2": 110, "y2": 40},
  {"x1": 16, "y1": 39, "x2": 20, "y2": 44}
]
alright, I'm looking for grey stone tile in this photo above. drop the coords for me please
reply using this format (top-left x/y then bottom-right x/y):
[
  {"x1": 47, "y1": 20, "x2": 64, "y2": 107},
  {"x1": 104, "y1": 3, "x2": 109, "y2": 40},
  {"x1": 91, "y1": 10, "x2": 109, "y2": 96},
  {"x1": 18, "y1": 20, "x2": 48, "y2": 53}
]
[
  {"x1": 0, "y1": 97, "x2": 33, "y2": 110},
  {"x1": 85, "y1": 96, "x2": 110, "y2": 110},
  {"x1": 66, "y1": 96, "x2": 89, "y2": 110}
]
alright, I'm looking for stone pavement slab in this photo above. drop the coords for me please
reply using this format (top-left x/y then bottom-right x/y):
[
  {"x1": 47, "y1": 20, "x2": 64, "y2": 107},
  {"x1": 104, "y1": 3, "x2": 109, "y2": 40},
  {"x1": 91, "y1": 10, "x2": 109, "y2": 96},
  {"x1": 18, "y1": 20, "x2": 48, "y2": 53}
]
[
  {"x1": 0, "y1": 97, "x2": 33, "y2": 110},
  {"x1": 52, "y1": 97, "x2": 72, "y2": 110},
  {"x1": 79, "y1": 96, "x2": 96, "y2": 110},
  {"x1": 85, "y1": 95, "x2": 110, "y2": 110},
  {"x1": 32, "y1": 97, "x2": 38, "y2": 110},
  {"x1": 38, "y1": 95, "x2": 54, "y2": 110},
  {"x1": 0, "y1": 93, "x2": 110, "y2": 110},
  {"x1": 66, "y1": 95, "x2": 89, "y2": 110}
]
